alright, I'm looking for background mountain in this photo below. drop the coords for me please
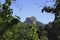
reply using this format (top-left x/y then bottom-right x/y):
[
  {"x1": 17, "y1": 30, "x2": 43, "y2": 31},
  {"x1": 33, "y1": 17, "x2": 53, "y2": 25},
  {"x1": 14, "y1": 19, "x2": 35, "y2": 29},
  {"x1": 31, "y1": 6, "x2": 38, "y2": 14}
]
[{"x1": 24, "y1": 16, "x2": 45, "y2": 26}]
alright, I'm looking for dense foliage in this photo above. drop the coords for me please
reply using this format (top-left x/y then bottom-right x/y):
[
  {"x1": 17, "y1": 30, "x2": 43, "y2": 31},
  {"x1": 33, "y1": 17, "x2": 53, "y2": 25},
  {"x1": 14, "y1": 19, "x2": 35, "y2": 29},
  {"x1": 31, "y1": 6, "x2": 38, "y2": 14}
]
[
  {"x1": 0, "y1": 0, "x2": 39, "y2": 40},
  {"x1": 0, "y1": 0, "x2": 60, "y2": 40},
  {"x1": 41, "y1": 0, "x2": 60, "y2": 40}
]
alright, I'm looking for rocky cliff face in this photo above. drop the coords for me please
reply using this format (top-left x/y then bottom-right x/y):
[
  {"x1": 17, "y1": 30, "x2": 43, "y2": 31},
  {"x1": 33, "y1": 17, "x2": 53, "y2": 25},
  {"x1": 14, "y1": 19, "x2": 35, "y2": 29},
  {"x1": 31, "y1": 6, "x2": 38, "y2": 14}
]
[
  {"x1": 24, "y1": 16, "x2": 44, "y2": 26},
  {"x1": 24, "y1": 16, "x2": 37, "y2": 24}
]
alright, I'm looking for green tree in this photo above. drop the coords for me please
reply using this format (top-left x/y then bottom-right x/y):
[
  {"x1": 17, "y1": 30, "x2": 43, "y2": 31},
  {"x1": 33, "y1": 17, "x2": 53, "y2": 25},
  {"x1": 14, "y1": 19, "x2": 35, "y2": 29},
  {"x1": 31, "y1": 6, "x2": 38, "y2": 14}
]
[
  {"x1": 0, "y1": 0, "x2": 19, "y2": 39},
  {"x1": 42, "y1": 0, "x2": 60, "y2": 40},
  {"x1": 42, "y1": 0, "x2": 60, "y2": 20},
  {"x1": 0, "y1": 0, "x2": 39, "y2": 40}
]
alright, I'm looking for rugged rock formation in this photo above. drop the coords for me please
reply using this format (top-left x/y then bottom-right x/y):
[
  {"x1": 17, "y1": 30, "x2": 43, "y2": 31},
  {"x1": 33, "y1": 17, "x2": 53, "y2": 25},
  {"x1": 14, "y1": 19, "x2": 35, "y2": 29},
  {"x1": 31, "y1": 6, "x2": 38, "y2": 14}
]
[{"x1": 24, "y1": 16, "x2": 44, "y2": 26}]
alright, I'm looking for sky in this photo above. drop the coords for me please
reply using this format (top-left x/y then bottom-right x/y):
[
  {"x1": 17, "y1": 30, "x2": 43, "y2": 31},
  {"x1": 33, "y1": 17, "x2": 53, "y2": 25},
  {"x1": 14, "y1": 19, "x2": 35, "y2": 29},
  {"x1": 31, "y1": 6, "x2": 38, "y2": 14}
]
[{"x1": 0, "y1": 0, "x2": 55, "y2": 24}]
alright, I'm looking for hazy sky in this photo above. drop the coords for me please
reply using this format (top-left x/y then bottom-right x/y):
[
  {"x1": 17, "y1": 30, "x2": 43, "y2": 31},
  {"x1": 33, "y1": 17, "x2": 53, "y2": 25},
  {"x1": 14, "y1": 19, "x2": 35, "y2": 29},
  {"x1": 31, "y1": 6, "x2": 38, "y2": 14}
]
[{"x1": 0, "y1": 0, "x2": 55, "y2": 24}]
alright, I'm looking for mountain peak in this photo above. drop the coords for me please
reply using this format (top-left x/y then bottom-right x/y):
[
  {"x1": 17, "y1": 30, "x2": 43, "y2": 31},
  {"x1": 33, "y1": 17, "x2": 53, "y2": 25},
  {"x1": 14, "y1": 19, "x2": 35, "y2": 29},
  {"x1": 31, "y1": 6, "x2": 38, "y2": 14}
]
[
  {"x1": 24, "y1": 16, "x2": 44, "y2": 26},
  {"x1": 24, "y1": 16, "x2": 37, "y2": 24}
]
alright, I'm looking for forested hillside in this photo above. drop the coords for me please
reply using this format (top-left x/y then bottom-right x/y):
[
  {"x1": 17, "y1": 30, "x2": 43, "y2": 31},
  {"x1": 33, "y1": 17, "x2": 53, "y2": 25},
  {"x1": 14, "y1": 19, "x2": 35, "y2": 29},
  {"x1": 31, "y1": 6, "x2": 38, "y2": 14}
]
[{"x1": 0, "y1": 0, "x2": 60, "y2": 40}]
